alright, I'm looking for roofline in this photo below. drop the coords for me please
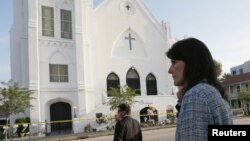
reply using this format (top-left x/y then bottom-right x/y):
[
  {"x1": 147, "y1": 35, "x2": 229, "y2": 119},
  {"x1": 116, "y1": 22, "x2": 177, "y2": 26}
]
[{"x1": 223, "y1": 80, "x2": 250, "y2": 86}]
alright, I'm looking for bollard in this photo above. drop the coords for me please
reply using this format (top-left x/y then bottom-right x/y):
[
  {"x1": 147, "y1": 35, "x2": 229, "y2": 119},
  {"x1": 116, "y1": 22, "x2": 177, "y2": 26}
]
[{"x1": 45, "y1": 120, "x2": 48, "y2": 136}]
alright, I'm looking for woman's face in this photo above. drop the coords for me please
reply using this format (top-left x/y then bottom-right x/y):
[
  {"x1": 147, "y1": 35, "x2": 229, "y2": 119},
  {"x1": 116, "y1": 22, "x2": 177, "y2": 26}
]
[{"x1": 168, "y1": 60, "x2": 186, "y2": 86}]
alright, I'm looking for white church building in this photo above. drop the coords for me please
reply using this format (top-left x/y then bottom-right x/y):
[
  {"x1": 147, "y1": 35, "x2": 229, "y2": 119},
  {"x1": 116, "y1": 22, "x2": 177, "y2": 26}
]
[{"x1": 10, "y1": 0, "x2": 178, "y2": 133}]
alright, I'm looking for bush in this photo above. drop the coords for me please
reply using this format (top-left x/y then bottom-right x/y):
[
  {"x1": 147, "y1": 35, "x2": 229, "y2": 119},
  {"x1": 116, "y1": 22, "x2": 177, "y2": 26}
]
[
  {"x1": 232, "y1": 109, "x2": 244, "y2": 116},
  {"x1": 96, "y1": 114, "x2": 112, "y2": 124},
  {"x1": 84, "y1": 124, "x2": 95, "y2": 133},
  {"x1": 166, "y1": 112, "x2": 175, "y2": 124},
  {"x1": 15, "y1": 117, "x2": 30, "y2": 137}
]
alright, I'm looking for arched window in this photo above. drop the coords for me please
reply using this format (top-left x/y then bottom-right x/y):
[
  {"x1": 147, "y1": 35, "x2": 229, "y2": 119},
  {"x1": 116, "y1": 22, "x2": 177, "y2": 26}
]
[
  {"x1": 126, "y1": 68, "x2": 140, "y2": 95},
  {"x1": 146, "y1": 73, "x2": 157, "y2": 95},
  {"x1": 107, "y1": 73, "x2": 120, "y2": 97}
]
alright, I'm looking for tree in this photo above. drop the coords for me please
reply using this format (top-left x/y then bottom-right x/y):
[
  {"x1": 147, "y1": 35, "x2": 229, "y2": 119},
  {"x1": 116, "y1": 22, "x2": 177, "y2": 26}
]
[
  {"x1": 0, "y1": 80, "x2": 34, "y2": 117},
  {"x1": 238, "y1": 89, "x2": 250, "y2": 116},
  {"x1": 107, "y1": 85, "x2": 137, "y2": 111},
  {"x1": 213, "y1": 60, "x2": 232, "y2": 82},
  {"x1": 214, "y1": 60, "x2": 222, "y2": 77},
  {"x1": 220, "y1": 73, "x2": 232, "y2": 81},
  {"x1": 0, "y1": 80, "x2": 34, "y2": 140}
]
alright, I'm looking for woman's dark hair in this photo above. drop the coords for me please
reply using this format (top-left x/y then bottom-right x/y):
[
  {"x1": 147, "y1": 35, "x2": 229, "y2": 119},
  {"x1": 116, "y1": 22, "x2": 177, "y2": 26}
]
[{"x1": 166, "y1": 38, "x2": 226, "y2": 99}]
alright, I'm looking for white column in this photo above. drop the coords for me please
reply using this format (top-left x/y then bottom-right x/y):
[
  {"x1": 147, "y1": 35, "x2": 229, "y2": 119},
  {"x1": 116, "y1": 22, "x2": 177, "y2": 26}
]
[
  {"x1": 27, "y1": 0, "x2": 41, "y2": 123},
  {"x1": 74, "y1": 0, "x2": 86, "y2": 119}
]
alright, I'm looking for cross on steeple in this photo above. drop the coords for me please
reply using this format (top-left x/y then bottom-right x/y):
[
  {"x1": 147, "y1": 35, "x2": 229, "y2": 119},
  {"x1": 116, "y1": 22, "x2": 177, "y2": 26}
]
[{"x1": 124, "y1": 33, "x2": 135, "y2": 50}]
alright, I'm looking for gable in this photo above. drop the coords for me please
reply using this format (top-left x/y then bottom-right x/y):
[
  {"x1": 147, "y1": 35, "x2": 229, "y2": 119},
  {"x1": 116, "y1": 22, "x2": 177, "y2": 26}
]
[
  {"x1": 112, "y1": 28, "x2": 147, "y2": 58},
  {"x1": 93, "y1": 0, "x2": 166, "y2": 38},
  {"x1": 93, "y1": 0, "x2": 169, "y2": 60}
]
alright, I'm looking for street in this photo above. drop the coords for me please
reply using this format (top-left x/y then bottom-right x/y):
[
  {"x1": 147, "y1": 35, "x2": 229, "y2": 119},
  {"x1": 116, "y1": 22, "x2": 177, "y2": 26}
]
[
  {"x1": 75, "y1": 117, "x2": 250, "y2": 141},
  {"x1": 76, "y1": 127, "x2": 175, "y2": 141}
]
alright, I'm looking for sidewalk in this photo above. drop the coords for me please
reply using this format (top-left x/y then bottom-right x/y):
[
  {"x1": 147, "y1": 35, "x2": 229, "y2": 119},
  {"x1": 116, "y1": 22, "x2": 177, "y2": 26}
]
[
  {"x1": 19, "y1": 124, "x2": 177, "y2": 141},
  {"x1": 7, "y1": 116, "x2": 249, "y2": 141}
]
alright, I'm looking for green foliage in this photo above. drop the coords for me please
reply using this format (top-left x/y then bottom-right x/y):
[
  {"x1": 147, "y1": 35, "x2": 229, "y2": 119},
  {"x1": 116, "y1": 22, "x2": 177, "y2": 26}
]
[
  {"x1": 166, "y1": 112, "x2": 175, "y2": 124},
  {"x1": 238, "y1": 89, "x2": 250, "y2": 115},
  {"x1": 239, "y1": 89, "x2": 250, "y2": 102},
  {"x1": 96, "y1": 114, "x2": 113, "y2": 124},
  {"x1": 214, "y1": 60, "x2": 222, "y2": 77},
  {"x1": 84, "y1": 124, "x2": 95, "y2": 133},
  {"x1": 15, "y1": 117, "x2": 30, "y2": 137},
  {"x1": 220, "y1": 73, "x2": 232, "y2": 81},
  {"x1": 15, "y1": 117, "x2": 30, "y2": 124},
  {"x1": 107, "y1": 85, "x2": 137, "y2": 111},
  {"x1": 0, "y1": 80, "x2": 34, "y2": 117}
]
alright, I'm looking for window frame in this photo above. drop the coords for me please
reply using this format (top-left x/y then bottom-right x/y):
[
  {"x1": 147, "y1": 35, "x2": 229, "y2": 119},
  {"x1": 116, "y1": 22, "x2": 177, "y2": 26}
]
[
  {"x1": 49, "y1": 64, "x2": 69, "y2": 82},
  {"x1": 60, "y1": 9, "x2": 72, "y2": 39},
  {"x1": 126, "y1": 68, "x2": 141, "y2": 95},
  {"x1": 42, "y1": 6, "x2": 54, "y2": 37},
  {"x1": 146, "y1": 73, "x2": 157, "y2": 95},
  {"x1": 106, "y1": 73, "x2": 120, "y2": 97}
]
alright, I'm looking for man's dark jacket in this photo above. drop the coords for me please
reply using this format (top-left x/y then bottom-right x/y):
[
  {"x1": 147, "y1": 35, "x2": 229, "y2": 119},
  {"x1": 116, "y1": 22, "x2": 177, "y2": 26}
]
[{"x1": 114, "y1": 116, "x2": 142, "y2": 141}]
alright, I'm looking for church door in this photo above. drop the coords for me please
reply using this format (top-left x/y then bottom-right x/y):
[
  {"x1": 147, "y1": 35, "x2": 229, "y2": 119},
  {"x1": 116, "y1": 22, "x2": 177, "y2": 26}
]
[{"x1": 50, "y1": 102, "x2": 72, "y2": 132}]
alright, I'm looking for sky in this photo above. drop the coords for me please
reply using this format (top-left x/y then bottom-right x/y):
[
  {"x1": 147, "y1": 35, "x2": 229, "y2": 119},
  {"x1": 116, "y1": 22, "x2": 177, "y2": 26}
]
[{"x1": 1, "y1": 0, "x2": 250, "y2": 81}]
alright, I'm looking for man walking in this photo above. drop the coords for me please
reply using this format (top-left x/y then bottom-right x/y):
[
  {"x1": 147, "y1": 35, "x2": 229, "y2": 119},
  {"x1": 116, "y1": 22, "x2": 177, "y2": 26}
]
[{"x1": 114, "y1": 103, "x2": 142, "y2": 141}]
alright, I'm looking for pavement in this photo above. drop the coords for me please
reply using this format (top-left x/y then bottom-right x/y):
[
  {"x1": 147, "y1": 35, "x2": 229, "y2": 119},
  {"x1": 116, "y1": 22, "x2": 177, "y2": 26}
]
[
  {"x1": 19, "y1": 124, "x2": 177, "y2": 141},
  {"x1": 7, "y1": 116, "x2": 247, "y2": 141}
]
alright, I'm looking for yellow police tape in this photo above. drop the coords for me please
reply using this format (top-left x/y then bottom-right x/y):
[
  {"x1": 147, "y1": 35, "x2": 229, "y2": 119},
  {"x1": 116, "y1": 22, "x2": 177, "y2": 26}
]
[{"x1": 0, "y1": 112, "x2": 176, "y2": 127}]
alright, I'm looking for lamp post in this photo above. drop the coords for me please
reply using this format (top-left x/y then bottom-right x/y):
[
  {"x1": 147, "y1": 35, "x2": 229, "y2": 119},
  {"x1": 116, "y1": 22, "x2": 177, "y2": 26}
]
[{"x1": 73, "y1": 106, "x2": 77, "y2": 118}]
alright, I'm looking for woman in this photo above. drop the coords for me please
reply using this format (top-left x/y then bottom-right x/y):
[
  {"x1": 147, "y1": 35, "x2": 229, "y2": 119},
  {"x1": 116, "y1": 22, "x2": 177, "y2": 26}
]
[{"x1": 166, "y1": 38, "x2": 233, "y2": 141}]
